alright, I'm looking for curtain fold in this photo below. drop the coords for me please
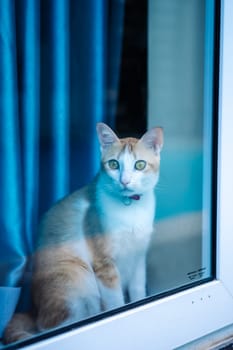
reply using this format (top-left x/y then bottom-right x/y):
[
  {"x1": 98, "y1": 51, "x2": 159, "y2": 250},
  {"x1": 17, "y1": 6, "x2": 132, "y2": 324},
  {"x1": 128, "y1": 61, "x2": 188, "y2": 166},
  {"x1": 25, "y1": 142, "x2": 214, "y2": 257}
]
[
  {"x1": 69, "y1": 0, "x2": 107, "y2": 189},
  {"x1": 20, "y1": 0, "x2": 40, "y2": 255},
  {"x1": 50, "y1": 0, "x2": 70, "y2": 200},
  {"x1": 0, "y1": 0, "x2": 26, "y2": 288},
  {"x1": 0, "y1": 0, "x2": 125, "y2": 337}
]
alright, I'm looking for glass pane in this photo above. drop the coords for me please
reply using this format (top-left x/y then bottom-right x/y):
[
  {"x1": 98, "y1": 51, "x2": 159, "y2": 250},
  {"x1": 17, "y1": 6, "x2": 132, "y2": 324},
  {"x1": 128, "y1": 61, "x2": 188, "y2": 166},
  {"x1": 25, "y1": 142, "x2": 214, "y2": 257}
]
[
  {"x1": 0, "y1": 0, "x2": 218, "y2": 348},
  {"x1": 147, "y1": 0, "x2": 216, "y2": 295}
]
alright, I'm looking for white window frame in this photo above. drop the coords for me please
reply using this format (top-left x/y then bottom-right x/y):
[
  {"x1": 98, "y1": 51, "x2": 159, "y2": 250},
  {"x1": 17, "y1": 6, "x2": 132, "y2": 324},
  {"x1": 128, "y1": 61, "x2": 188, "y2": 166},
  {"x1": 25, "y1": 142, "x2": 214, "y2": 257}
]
[{"x1": 19, "y1": 1, "x2": 233, "y2": 349}]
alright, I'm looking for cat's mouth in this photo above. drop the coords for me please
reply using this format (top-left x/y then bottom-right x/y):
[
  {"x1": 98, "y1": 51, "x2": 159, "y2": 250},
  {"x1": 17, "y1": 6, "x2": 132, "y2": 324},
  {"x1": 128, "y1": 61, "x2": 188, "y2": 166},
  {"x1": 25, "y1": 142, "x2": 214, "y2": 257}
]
[
  {"x1": 120, "y1": 188, "x2": 142, "y2": 199},
  {"x1": 120, "y1": 188, "x2": 134, "y2": 195}
]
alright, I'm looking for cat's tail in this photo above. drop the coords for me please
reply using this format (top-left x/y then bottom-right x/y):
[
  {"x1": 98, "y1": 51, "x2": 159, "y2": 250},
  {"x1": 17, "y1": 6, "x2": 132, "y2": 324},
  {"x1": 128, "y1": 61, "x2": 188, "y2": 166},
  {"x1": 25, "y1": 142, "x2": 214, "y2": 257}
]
[{"x1": 3, "y1": 312, "x2": 36, "y2": 345}]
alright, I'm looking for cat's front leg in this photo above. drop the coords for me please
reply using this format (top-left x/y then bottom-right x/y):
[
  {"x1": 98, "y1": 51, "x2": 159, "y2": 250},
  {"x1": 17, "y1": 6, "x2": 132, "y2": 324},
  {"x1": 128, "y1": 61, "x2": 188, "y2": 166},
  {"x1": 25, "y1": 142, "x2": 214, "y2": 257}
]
[
  {"x1": 93, "y1": 258, "x2": 125, "y2": 311},
  {"x1": 128, "y1": 255, "x2": 147, "y2": 302}
]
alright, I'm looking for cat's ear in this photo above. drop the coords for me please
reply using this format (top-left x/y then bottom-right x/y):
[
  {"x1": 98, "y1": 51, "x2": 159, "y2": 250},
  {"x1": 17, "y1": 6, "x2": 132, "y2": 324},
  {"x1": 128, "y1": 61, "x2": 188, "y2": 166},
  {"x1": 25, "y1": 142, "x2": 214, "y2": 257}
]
[
  {"x1": 140, "y1": 127, "x2": 163, "y2": 155},
  {"x1": 96, "y1": 123, "x2": 120, "y2": 151}
]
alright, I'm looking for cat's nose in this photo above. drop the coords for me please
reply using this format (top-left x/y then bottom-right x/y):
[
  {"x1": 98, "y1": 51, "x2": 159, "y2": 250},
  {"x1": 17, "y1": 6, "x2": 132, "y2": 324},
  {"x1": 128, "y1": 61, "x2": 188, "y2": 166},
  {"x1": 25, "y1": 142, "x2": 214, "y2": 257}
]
[{"x1": 120, "y1": 175, "x2": 131, "y2": 187}]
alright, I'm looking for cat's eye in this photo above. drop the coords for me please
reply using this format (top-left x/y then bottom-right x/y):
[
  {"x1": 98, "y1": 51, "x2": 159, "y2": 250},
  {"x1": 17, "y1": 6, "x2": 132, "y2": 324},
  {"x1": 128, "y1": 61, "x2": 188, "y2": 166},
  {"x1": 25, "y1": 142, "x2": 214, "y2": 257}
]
[
  {"x1": 135, "y1": 160, "x2": 146, "y2": 171},
  {"x1": 108, "y1": 159, "x2": 119, "y2": 170}
]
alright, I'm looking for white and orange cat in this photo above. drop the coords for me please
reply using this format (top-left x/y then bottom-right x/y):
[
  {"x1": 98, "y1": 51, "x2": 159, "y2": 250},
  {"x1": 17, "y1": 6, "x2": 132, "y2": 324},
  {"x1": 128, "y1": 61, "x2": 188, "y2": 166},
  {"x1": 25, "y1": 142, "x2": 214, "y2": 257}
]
[{"x1": 4, "y1": 123, "x2": 163, "y2": 344}]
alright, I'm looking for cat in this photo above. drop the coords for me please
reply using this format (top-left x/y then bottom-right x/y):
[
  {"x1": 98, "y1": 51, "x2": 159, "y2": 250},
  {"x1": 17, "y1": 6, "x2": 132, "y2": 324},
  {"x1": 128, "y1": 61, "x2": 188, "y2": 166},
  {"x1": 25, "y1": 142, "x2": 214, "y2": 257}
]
[{"x1": 3, "y1": 122, "x2": 163, "y2": 344}]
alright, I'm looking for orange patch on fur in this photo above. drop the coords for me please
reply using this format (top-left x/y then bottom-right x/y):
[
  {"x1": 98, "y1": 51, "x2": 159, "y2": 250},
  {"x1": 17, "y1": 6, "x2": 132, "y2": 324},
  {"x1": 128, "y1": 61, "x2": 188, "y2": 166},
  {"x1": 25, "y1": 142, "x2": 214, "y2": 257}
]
[
  {"x1": 88, "y1": 235, "x2": 120, "y2": 289},
  {"x1": 101, "y1": 137, "x2": 139, "y2": 162},
  {"x1": 36, "y1": 298, "x2": 70, "y2": 330},
  {"x1": 32, "y1": 244, "x2": 93, "y2": 330},
  {"x1": 93, "y1": 258, "x2": 119, "y2": 288}
]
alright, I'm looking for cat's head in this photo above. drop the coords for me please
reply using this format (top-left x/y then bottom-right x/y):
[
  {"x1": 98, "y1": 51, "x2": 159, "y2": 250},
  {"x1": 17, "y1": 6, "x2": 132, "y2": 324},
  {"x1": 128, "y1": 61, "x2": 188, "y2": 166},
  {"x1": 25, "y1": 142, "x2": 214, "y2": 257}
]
[{"x1": 96, "y1": 123, "x2": 163, "y2": 199}]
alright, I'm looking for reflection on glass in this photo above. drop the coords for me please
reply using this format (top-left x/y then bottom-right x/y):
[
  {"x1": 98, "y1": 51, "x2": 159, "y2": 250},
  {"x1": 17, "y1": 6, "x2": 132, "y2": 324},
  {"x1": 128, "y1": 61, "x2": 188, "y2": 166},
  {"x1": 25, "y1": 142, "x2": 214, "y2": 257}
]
[{"x1": 0, "y1": 0, "x2": 216, "y2": 347}]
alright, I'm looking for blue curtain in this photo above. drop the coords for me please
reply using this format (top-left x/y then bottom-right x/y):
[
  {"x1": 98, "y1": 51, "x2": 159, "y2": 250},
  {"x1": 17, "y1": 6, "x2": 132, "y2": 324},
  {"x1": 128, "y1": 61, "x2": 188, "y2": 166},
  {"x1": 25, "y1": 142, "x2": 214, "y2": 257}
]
[{"x1": 0, "y1": 0, "x2": 124, "y2": 337}]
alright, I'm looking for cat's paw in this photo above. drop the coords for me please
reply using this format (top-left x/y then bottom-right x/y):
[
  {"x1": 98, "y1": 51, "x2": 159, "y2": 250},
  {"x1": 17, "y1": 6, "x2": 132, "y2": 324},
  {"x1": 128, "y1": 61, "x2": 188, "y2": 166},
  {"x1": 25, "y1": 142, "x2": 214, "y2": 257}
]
[{"x1": 3, "y1": 313, "x2": 35, "y2": 344}]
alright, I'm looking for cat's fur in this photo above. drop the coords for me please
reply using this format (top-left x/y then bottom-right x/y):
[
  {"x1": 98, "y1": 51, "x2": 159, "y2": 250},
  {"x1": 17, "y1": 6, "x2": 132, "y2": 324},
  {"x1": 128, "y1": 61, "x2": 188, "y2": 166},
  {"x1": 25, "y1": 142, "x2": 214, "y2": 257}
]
[{"x1": 3, "y1": 123, "x2": 163, "y2": 344}]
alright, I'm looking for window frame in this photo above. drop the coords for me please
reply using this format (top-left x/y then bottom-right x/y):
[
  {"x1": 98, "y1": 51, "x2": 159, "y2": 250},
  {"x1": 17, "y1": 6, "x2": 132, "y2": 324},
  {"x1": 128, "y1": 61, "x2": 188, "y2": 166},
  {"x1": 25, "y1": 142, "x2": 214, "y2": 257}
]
[{"x1": 10, "y1": 1, "x2": 233, "y2": 349}]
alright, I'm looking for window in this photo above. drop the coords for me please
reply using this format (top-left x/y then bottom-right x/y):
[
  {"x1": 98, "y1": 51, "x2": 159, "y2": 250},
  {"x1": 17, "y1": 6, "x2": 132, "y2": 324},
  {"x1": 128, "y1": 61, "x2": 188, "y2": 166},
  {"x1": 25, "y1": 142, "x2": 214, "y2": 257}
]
[{"x1": 1, "y1": 0, "x2": 233, "y2": 349}]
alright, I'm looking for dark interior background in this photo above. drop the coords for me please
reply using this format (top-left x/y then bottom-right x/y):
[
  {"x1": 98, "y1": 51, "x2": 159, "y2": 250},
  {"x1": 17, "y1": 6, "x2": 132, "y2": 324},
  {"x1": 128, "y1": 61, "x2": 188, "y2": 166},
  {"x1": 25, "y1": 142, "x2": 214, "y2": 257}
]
[{"x1": 115, "y1": 0, "x2": 147, "y2": 137}]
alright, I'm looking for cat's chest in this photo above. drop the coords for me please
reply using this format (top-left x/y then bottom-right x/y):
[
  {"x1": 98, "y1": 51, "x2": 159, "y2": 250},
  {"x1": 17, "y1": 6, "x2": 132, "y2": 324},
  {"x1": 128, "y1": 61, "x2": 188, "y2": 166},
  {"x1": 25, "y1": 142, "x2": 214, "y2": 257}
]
[
  {"x1": 99, "y1": 194, "x2": 155, "y2": 249},
  {"x1": 107, "y1": 205, "x2": 152, "y2": 233}
]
